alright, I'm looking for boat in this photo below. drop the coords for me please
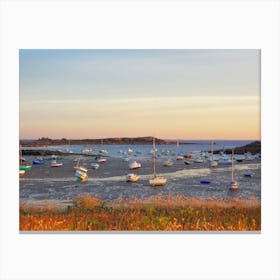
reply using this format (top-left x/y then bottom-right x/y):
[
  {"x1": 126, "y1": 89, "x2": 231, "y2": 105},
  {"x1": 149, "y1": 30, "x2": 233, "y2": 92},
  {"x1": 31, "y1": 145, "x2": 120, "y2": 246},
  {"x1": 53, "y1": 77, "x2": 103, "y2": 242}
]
[
  {"x1": 209, "y1": 140, "x2": 218, "y2": 168},
  {"x1": 19, "y1": 164, "x2": 32, "y2": 171},
  {"x1": 149, "y1": 137, "x2": 167, "y2": 187},
  {"x1": 176, "y1": 155, "x2": 184, "y2": 160},
  {"x1": 97, "y1": 158, "x2": 107, "y2": 164},
  {"x1": 184, "y1": 154, "x2": 192, "y2": 159},
  {"x1": 184, "y1": 160, "x2": 191, "y2": 165},
  {"x1": 243, "y1": 170, "x2": 253, "y2": 177},
  {"x1": 74, "y1": 166, "x2": 87, "y2": 173},
  {"x1": 19, "y1": 170, "x2": 25, "y2": 176},
  {"x1": 32, "y1": 159, "x2": 45, "y2": 165},
  {"x1": 200, "y1": 180, "x2": 211, "y2": 185},
  {"x1": 74, "y1": 158, "x2": 87, "y2": 172},
  {"x1": 194, "y1": 158, "x2": 204, "y2": 163},
  {"x1": 163, "y1": 159, "x2": 173, "y2": 167},
  {"x1": 228, "y1": 148, "x2": 239, "y2": 191},
  {"x1": 75, "y1": 170, "x2": 88, "y2": 182},
  {"x1": 127, "y1": 148, "x2": 133, "y2": 153},
  {"x1": 126, "y1": 173, "x2": 139, "y2": 183},
  {"x1": 51, "y1": 160, "x2": 63, "y2": 167},
  {"x1": 99, "y1": 139, "x2": 108, "y2": 154},
  {"x1": 129, "y1": 161, "x2": 141, "y2": 170},
  {"x1": 19, "y1": 145, "x2": 32, "y2": 171},
  {"x1": 91, "y1": 163, "x2": 100, "y2": 169}
]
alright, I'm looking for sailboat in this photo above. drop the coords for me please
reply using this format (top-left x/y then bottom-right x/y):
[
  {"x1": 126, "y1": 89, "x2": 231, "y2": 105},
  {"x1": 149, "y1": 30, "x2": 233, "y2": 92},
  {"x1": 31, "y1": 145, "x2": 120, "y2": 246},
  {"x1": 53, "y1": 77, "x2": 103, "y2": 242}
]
[
  {"x1": 149, "y1": 137, "x2": 167, "y2": 187},
  {"x1": 99, "y1": 139, "x2": 108, "y2": 154},
  {"x1": 74, "y1": 157, "x2": 87, "y2": 172},
  {"x1": 176, "y1": 140, "x2": 184, "y2": 160},
  {"x1": 228, "y1": 148, "x2": 239, "y2": 190},
  {"x1": 19, "y1": 144, "x2": 32, "y2": 171},
  {"x1": 210, "y1": 140, "x2": 218, "y2": 167}
]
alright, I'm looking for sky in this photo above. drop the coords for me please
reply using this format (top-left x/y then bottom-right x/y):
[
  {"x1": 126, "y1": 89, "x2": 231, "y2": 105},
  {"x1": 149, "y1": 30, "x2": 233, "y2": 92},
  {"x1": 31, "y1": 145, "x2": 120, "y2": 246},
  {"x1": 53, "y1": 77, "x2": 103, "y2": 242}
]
[{"x1": 19, "y1": 49, "x2": 260, "y2": 140}]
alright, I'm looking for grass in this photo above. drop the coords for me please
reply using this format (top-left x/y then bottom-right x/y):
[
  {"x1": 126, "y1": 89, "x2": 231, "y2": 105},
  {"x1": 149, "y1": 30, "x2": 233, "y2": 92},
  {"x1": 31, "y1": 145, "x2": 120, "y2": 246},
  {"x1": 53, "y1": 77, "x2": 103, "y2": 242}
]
[{"x1": 19, "y1": 194, "x2": 261, "y2": 231}]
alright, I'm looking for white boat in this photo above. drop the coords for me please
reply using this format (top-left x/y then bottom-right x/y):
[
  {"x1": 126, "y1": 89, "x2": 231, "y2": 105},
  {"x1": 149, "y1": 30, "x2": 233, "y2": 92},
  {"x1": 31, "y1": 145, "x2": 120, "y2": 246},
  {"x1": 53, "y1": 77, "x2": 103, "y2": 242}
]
[
  {"x1": 99, "y1": 139, "x2": 108, "y2": 154},
  {"x1": 129, "y1": 161, "x2": 141, "y2": 170},
  {"x1": 97, "y1": 158, "x2": 107, "y2": 164},
  {"x1": 228, "y1": 148, "x2": 239, "y2": 191},
  {"x1": 74, "y1": 158, "x2": 87, "y2": 173},
  {"x1": 74, "y1": 166, "x2": 88, "y2": 173},
  {"x1": 209, "y1": 140, "x2": 218, "y2": 168},
  {"x1": 149, "y1": 137, "x2": 167, "y2": 187},
  {"x1": 127, "y1": 148, "x2": 133, "y2": 153},
  {"x1": 163, "y1": 159, "x2": 173, "y2": 167},
  {"x1": 91, "y1": 163, "x2": 100, "y2": 169},
  {"x1": 51, "y1": 160, "x2": 63, "y2": 167},
  {"x1": 126, "y1": 173, "x2": 139, "y2": 183},
  {"x1": 184, "y1": 160, "x2": 191, "y2": 165},
  {"x1": 194, "y1": 158, "x2": 204, "y2": 163},
  {"x1": 176, "y1": 156, "x2": 184, "y2": 160}
]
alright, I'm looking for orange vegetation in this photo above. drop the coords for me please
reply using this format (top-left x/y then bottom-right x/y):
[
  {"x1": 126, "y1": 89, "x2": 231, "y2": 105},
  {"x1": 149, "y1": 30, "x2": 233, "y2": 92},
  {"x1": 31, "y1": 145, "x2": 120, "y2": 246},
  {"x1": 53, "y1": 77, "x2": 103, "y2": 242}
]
[{"x1": 19, "y1": 194, "x2": 261, "y2": 231}]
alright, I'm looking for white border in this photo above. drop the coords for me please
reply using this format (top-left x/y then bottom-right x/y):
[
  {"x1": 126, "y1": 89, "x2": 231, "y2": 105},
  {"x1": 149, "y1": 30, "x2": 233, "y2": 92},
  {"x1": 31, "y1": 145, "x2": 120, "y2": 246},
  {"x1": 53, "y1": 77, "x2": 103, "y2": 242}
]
[{"x1": 1, "y1": 1, "x2": 279, "y2": 280}]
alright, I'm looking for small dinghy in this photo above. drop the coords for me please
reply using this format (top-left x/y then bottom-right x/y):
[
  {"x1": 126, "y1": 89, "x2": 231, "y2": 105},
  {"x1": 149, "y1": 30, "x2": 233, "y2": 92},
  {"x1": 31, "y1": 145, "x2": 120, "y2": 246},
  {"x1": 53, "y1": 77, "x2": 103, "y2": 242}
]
[
  {"x1": 32, "y1": 159, "x2": 45, "y2": 165},
  {"x1": 126, "y1": 173, "x2": 139, "y2": 183},
  {"x1": 200, "y1": 180, "x2": 211, "y2": 185},
  {"x1": 97, "y1": 158, "x2": 107, "y2": 164},
  {"x1": 243, "y1": 170, "x2": 253, "y2": 177},
  {"x1": 51, "y1": 160, "x2": 63, "y2": 167},
  {"x1": 184, "y1": 160, "x2": 191, "y2": 165},
  {"x1": 129, "y1": 161, "x2": 141, "y2": 170},
  {"x1": 91, "y1": 163, "x2": 100, "y2": 169},
  {"x1": 163, "y1": 159, "x2": 173, "y2": 167}
]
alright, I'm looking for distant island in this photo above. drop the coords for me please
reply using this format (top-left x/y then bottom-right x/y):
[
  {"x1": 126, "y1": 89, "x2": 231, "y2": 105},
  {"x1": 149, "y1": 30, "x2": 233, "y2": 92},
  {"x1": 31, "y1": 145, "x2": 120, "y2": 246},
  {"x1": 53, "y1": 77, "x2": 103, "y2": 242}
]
[{"x1": 20, "y1": 137, "x2": 196, "y2": 147}]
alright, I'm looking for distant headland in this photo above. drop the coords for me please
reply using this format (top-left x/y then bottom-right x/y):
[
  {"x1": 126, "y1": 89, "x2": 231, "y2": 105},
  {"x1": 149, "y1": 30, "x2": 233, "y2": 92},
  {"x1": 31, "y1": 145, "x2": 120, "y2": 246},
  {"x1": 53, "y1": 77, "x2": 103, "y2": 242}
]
[{"x1": 20, "y1": 137, "x2": 197, "y2": 147}]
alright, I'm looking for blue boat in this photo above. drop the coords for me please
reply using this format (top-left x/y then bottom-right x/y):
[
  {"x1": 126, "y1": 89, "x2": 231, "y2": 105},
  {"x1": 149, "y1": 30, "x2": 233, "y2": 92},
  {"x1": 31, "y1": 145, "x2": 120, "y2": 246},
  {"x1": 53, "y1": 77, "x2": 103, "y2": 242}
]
[
  {"x1": 200, "y1": 180, "x2": 211, "y2": 185},
  {"x1": 32, "y1": 159, "x2": 45, "y2": 165}
]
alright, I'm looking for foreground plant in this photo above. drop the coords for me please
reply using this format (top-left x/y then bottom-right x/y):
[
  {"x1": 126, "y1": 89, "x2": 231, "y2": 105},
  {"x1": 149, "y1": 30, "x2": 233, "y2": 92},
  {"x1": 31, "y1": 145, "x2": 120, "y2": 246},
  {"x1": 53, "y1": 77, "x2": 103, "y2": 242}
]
[{"x1": 20, "y1": 194, "x2": 261, "y2": 231}]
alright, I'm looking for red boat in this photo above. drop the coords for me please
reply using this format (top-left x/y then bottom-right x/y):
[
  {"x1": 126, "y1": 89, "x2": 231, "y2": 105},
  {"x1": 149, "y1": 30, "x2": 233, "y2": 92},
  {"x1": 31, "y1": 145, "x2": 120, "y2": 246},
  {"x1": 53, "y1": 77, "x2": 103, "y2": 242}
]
[{"x1": 184, "y1": 154, "x2": 192, "y2": 159}]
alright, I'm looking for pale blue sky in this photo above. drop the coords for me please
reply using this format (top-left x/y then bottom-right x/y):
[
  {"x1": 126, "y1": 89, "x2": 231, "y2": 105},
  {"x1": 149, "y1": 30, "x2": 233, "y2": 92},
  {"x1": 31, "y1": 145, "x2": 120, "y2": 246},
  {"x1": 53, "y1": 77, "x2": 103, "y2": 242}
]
[{"x1": 19, "y1": 49, "x2": 260, "y2": 139}]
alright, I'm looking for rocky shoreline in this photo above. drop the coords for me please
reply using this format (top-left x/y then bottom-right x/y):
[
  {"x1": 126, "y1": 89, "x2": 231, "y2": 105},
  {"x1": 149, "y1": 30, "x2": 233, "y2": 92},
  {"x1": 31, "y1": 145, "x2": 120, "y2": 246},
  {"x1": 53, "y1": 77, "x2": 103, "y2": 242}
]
[{"x1": 214, "y1": 141, "x2": 261, "y2": 155}]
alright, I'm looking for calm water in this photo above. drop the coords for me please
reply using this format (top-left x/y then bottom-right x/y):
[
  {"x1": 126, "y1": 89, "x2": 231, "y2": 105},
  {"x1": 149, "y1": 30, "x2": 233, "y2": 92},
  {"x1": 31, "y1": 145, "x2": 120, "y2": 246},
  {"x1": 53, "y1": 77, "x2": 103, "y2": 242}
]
[{"x1": 22, "y1": 140, "x2": 253, "y2": 158}]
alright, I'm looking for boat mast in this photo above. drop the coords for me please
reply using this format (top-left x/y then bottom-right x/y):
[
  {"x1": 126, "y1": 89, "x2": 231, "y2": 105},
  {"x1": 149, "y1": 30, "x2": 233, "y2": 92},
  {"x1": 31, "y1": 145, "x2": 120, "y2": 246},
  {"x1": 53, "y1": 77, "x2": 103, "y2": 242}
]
[
  {"x1": 211, "y1": 140, "x2": 214, "y2": 161},
  {"x1": 231, "y1": 148, "x2": 234, "y2": 181},
  {"x1": 20, "y1": 144, "x2": 22, "y2": 165},
  {"x1": 153, "y1": 137, "x2": 156, "y2": 178}
]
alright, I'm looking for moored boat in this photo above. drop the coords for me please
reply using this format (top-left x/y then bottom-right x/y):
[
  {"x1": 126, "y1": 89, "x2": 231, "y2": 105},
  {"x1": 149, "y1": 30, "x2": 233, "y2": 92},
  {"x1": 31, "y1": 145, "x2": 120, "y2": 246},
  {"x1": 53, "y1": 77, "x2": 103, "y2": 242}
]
[
  {"x1": 149, "y1": 137, "x2": 167, "y2": 187},
  {"x1": 51, "y1": 160, "x2": 63, "y2": 167},
  {"x1": 126, "y1": 173, "x2": 139, "y2": 183},
  {"x1": 163, "y1": 159, "x2": 173, "y2": 167},
  {"x1": 129, "y1": 161, "x2": 141, "y2": 170},
  {"x1": 228, "y1": 148, "x2": 239, "y2": 191},
  {"x1": 91, "y1": 163, "x2": 100, "y2": 169},
  {"x1": 75, "y1": 170, "x2": 88, "y2": 182}
]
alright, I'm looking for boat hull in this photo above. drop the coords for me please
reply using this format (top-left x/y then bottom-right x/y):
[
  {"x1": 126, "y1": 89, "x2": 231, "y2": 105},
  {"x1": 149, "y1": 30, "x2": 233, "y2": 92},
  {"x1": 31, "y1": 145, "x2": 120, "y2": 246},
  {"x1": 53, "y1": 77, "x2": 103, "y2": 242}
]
[
  {"x1": 149, "y1": 177, "x2": 167, "y2": 187},
  {"x1": 20, "y1": 165, "x2": 32, "y2": 171}
]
